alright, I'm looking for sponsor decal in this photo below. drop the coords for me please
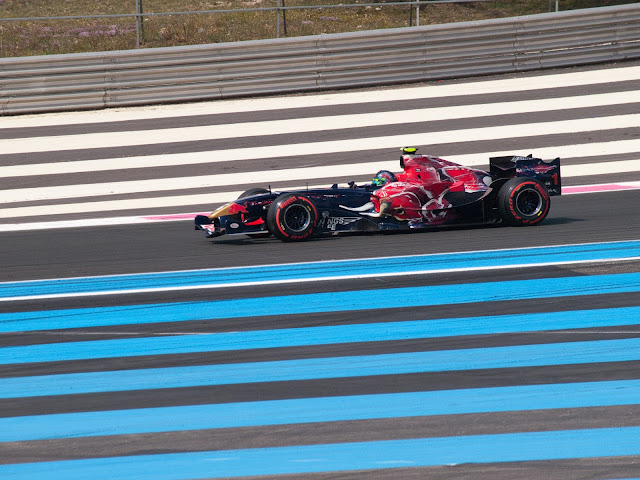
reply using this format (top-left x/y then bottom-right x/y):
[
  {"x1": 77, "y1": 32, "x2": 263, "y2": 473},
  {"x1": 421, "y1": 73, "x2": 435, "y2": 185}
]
[
  {"x1": 517, "y1": 164, "x2": 557, "y2": 175},
  {"x1": 202, "y1": 224, "x2": 218, "y2": 233},
  {"x1": 319, "y1": 216, "x2": 360, "y2": 231},
  {"x1": 280, "y1": 196, "x2": 298, "y2": 208}
]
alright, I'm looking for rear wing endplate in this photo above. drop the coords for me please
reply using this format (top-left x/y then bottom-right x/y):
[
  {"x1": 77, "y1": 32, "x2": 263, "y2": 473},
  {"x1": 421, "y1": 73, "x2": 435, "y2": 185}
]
[{"x1": 490, "y1": 155, "x2": 561, "y2": 196}]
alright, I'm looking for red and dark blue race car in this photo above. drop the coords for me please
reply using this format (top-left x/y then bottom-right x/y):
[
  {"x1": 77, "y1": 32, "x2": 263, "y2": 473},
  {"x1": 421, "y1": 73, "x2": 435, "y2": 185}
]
[{"x1": 195, "y1": 148, "x2": 561, "y2": 242}]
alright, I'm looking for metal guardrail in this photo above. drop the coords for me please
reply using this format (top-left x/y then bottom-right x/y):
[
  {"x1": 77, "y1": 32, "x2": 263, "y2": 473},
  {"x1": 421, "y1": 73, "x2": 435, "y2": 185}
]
[{"x1": 0, "y1": 4, "x2": 639, "y2": 115}]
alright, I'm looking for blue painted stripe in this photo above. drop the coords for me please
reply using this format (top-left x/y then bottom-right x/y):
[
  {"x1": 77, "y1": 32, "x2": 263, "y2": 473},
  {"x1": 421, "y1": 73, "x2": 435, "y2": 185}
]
[
  {"x1": 2, "y1": 272, "x2": 640, "y2": 332},
  {"x1": 2, "y1": 338, "x2": 639, "y2": 399},
  {"x1": 1, "y1": 380, "x2": 638, "y2": 442},
  {"x1": 2, "y1": 306, "x2": 639, "y2": 364},
  {"x1": 1, "y1": 240, "x2": 638, "y2": 299},
  {"x1": 1, "y1": 427, "x2": 639, "y2": 479}
]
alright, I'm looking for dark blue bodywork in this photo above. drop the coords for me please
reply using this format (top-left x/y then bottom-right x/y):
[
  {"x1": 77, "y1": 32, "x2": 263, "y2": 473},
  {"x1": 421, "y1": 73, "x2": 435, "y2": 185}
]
[{"x1": 195, "y1": 154, "x2": 560, "y2": 239}]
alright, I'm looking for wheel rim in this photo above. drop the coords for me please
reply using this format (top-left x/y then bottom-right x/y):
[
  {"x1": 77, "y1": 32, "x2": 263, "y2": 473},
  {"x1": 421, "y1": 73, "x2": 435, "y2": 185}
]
[
  {"x1": 515, "y1": 188, "x2": 543, "y2": 216},
  {"x1": 283, "y1": 204, "x2": 311, "y2": 232}
]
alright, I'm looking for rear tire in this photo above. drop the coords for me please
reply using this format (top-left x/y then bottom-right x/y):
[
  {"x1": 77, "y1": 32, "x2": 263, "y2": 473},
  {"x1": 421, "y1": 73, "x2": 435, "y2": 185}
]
[
  {"x1": 498, "y1": 177, "x2": 550, "y2": 226},
  {"x1": 267, "y1": 194, "x2": 318, "y2": 242}
]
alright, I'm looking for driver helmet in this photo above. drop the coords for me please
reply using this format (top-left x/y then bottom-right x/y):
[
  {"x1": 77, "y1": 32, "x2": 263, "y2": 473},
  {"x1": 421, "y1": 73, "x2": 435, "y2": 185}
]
[{"x1": 372, "y1": 170, "x2": 397, "y2": 187}]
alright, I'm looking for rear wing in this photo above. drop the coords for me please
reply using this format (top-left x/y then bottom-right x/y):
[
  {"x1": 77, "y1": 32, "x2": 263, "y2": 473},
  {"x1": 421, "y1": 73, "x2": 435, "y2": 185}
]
[{"x1": 490, "y1": 155, "x2": 561, "y2": 196}]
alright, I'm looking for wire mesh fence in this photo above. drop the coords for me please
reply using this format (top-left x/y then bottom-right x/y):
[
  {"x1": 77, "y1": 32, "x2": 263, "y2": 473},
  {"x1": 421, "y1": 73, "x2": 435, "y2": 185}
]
[
  {"x1": 2, "y1": 2, "x2": 639, "y2": 114},
  {"x1": 0, "y1": 1, "x2": 627, "y2": 57}
]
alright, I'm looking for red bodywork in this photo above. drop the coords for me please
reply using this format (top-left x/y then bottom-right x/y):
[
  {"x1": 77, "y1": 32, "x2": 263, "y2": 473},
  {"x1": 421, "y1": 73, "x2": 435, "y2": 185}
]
[{"x1": 370, "y1": 154, "x2": 490, "y2": 221}]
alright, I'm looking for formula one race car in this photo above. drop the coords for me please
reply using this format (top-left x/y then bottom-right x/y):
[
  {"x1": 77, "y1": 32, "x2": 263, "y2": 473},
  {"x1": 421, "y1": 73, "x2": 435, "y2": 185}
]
[{"x1": 195, "y1": 148, "x2": 561, "y2": 242}]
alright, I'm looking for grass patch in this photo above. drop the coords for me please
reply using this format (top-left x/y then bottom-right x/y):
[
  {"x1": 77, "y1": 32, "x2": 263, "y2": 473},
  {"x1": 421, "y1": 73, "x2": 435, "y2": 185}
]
[{"x1": 0, "y1": 0, "x2": 637, "y2": 57}]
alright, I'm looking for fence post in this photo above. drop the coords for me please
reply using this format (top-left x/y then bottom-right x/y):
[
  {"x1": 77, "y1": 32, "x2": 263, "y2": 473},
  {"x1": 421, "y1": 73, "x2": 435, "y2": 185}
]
[
  {"x1": 276, "y1": 0, "x2": 281, "y2": 38},
  {"x1": 283, "y1": 0, "x2": 287, "y2": 36},
  {"x1": 136, "y1": 0, "x2": 145, "y2": 47},
  {"x1": 276, "y1": 0, "x2": 287, "y2": 38}
]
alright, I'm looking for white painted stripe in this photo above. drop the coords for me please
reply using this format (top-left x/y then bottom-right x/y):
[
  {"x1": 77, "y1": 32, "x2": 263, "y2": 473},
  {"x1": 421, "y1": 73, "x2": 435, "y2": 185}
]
[
  {"x1": 1, "y1": 91, "x2": 636, "y2": 155},
  {"x1": 1, "y1": 176, "x2": 639, "y2": 222},
  {"x1": 0, "y1": 180, "x2": 636, "y2": 230},
  {"x1": 3, "y1": 64, "x2": 639, "y2": 129},
  {"x1": 562, "y1": 159, "x2": 640, "y2": 176},
  {"x1": 2, "y1": 255, "x2": 639, "y2": 302},
  {"x1": 2, "y1": 137, "x2": 639, "y2": 179},
  {"x1": 0, "y1": 193, "x2": 235, "y2": 219},
  {"x1": 1, "y1": 115, "x2": 639, "y2": 206},
  {"x1": 0, "y1": 215, "x2": 168, "y2": 231},
  {"x1": 0, "y1": 153, "x2": 640, "y2": 207},
  {"x1": 0, "y1": 164, "x2": 390, "y2": 205},
  {"x1": 448, "y1": 140, "x2": 640, "y2": 168}
]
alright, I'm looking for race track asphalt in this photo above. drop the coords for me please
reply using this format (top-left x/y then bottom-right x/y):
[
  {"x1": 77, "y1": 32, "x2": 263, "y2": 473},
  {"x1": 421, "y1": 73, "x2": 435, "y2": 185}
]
[
  {"x1": 2, "y1": 189, "x2": 639, "y2": 282},
  {"x1": 2, "y1": 62, "x2": 640, "y2": 479}
]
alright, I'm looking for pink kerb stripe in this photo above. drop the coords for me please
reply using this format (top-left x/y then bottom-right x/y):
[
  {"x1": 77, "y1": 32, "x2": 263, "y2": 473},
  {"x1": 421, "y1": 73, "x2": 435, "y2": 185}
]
[{"x1": 563, "y1": 184, "x2": 638, "y2": 194}]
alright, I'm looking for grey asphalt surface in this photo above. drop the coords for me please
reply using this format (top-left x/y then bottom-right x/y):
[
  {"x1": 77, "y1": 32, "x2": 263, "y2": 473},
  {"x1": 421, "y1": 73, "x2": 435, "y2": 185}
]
[
  {"x1": 2, "y1": 190, "x2": 640, "y2": 478},
  {"x1": 1, "y1": 61, "x2": 640, "y2": 478},
  {"x1": 2, "y1": 189, "x2": 638, "y2": 282}
]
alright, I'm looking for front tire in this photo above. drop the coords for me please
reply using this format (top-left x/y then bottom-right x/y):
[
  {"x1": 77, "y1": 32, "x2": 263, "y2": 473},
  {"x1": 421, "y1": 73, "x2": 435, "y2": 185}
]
[
  {"x1": 497, "y1": 177, "x2": 550, "y2": 226},
  {"x1": 238, "y1": 187, "x2": 269, "y2": 199},
  {"x1": 267, "y1": 194, "x2": 318, "y2": 242}
]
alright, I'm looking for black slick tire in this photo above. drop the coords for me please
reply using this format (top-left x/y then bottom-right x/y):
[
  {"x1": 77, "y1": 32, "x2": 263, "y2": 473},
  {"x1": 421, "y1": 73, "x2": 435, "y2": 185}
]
[
  {"x1": 238, "y1": 188, "x2": 270, "y2": 199},
  {"x1": 497, "y1": 177, "x2": 551, "y2": 226},
  {"x1": 267, "y1": 194, "x2": 318, "y2": 242}
]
